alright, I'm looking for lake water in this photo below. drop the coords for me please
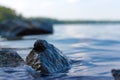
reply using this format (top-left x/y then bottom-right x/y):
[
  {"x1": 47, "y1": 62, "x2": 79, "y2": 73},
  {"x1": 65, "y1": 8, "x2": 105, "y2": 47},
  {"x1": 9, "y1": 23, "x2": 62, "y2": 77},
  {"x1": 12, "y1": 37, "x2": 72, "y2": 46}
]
[{"x1": 0, "y1": 24, "x2": 120, "y2": 80}]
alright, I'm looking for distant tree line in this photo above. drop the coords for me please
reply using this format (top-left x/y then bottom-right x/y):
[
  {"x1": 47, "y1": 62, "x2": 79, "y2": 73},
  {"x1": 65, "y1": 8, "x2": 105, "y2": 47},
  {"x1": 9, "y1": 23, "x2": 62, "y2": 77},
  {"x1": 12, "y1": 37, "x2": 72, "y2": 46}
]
[
  {"x1": 1, "y1": 5, "x2": 120, "y2": 24},
  {"x1": 0, "y1": 5, "x2": 23, "y2": 22}
]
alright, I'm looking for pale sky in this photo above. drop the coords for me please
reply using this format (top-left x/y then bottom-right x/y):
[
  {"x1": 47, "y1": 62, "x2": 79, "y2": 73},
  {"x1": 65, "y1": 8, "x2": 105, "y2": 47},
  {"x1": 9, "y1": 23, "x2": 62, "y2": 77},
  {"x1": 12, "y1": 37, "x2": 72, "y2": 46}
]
[{"x1": 0, "y1": 0, "x2": 120, "y2": 20}]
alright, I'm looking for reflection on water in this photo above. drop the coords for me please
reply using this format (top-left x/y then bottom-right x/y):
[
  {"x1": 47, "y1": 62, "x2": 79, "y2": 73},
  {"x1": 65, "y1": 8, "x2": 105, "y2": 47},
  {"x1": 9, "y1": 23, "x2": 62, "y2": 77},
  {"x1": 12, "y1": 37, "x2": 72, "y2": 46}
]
[{"x1": 0, "y1": 24, "x2": 120, "y2": 79}]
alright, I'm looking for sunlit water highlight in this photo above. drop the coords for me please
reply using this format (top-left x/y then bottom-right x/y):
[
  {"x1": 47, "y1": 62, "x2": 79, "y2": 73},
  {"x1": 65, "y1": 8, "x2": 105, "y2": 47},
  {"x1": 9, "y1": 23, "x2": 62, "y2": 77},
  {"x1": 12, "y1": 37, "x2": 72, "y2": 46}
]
[{"x1": 0, "y1": 24, "x2": 120, "y2": 80}]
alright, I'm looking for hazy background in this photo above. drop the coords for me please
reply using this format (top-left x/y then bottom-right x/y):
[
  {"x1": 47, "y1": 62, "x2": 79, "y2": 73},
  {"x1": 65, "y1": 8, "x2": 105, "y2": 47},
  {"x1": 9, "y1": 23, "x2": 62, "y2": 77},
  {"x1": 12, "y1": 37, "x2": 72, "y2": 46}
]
[{"x1": 0, "y1": 0, "x2": 120, "y2": 20}]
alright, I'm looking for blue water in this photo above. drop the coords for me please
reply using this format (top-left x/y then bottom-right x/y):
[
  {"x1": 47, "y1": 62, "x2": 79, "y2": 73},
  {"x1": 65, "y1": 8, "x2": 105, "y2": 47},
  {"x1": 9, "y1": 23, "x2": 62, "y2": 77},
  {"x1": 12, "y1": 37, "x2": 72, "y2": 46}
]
[{"x1": 0, "y1": 24, "x2": 120, "y2": 80}]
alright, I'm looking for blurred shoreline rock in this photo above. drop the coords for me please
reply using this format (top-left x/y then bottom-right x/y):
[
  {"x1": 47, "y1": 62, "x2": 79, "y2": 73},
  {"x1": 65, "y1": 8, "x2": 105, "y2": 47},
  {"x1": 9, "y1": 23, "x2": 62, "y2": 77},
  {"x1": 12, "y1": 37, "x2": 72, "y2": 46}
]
[{"x1": 0, "y1": 19, "x2": 53, "y2": 37}]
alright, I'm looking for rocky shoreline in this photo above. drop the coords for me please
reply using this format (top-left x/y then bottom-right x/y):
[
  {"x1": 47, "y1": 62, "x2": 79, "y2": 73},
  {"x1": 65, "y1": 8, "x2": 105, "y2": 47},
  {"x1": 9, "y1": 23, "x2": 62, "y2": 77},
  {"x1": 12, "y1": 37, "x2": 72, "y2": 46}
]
[{"x1": 0, "y1": 19, "x2": 53, "y2": 38}]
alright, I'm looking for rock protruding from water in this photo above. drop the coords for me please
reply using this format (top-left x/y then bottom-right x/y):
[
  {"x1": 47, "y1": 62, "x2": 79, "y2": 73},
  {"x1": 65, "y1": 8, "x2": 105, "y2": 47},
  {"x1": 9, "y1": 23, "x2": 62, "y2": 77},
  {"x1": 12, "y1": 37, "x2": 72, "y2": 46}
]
[
  {"x1": 0, "y1": 50, "x2": 35, "y2": 80},
  {"x1": 0, "y1": 19, "x2": 53, "y2": 37},
  {"x1": 26, "y1": 40, "x2": 71, "y2": 74},
  {"x1": 112, "y1": 69, "x2": 120, "y2": 80},
  {"x1": 0, "y1": 50, "x2": 25, "y2": 67}
]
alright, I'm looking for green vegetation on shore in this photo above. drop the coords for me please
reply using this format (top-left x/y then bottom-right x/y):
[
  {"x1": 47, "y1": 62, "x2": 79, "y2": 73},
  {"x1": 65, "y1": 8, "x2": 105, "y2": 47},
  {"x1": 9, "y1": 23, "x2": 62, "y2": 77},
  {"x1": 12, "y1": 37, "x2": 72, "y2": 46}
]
[
  {"x1": 53, "y1": 20, "x2": 120, "y2": 24},
  {"x1": 1, "y1": 5, "x2": 120, "y2": 24},
  {"x1": 0, "y1": 5, "x2": 23, "y2": 22}
]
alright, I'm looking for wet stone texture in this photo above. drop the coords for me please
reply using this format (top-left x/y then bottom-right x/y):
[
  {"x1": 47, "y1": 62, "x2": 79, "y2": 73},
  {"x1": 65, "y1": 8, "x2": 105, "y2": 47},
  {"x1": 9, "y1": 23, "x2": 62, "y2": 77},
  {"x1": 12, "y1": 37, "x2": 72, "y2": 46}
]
[
  {"x1": 26, "y1": 40, "x2": 71, "y2": 74},
  {"x1": 0, "y1": 50, "x2": 34, "y2": 80},
  {"x1": 112, "y1": 69, "x2": 120, "y2": 80},
  {"x1": 0, "y1": 50, "x2": 25, "y2": 67}
]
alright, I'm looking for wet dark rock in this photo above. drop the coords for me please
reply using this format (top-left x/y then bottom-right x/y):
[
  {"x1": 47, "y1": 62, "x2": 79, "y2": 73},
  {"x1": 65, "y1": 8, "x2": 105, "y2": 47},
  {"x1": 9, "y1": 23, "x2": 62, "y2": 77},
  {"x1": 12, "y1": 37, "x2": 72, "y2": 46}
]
[
  {"x1": 26, "y1": 40, "x2": 71, "y2": 74},
  {"x1": 0, "y1": 50, "x2": 25, "y2": 67},
  {"x1": 112, "y1": 69, "x2": 120, "y2": 80},
  {"x1": 0, "y1": 19, "x2": 53, "y2": 37},
  {"x1": 0, "y1": 40, "x2": 71, "y2": 79},
  {"x1": 0, "y1": 50, "x2": 35, "y2": 80}
]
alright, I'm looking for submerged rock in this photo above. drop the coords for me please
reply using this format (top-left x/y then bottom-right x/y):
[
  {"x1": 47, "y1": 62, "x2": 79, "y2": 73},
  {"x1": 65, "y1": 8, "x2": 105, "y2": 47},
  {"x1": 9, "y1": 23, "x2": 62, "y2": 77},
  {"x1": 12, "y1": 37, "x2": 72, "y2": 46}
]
[
  {"x1": 26, "y1": 40, "x2": 71, "y2": 74},
  {"x1": 0, "y1": 19, "x2": 53, "y2": 37},
  {"x1": 0, "y1": 50, "x2": 34, "y2": 80},
  {"x1": 0, "y1": 66, "x2": 34, "y2": 80},
  {"x1": 112, "y1": 69, "x2": 120, "y2": 80}
]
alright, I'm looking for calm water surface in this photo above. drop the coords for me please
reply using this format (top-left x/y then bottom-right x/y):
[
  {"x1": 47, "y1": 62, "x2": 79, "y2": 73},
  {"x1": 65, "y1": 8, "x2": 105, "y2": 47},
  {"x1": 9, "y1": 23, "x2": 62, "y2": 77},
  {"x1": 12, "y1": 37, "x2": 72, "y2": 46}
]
[{"x1": 0, "y1": 24, "x2": 120, "y2": 80}]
